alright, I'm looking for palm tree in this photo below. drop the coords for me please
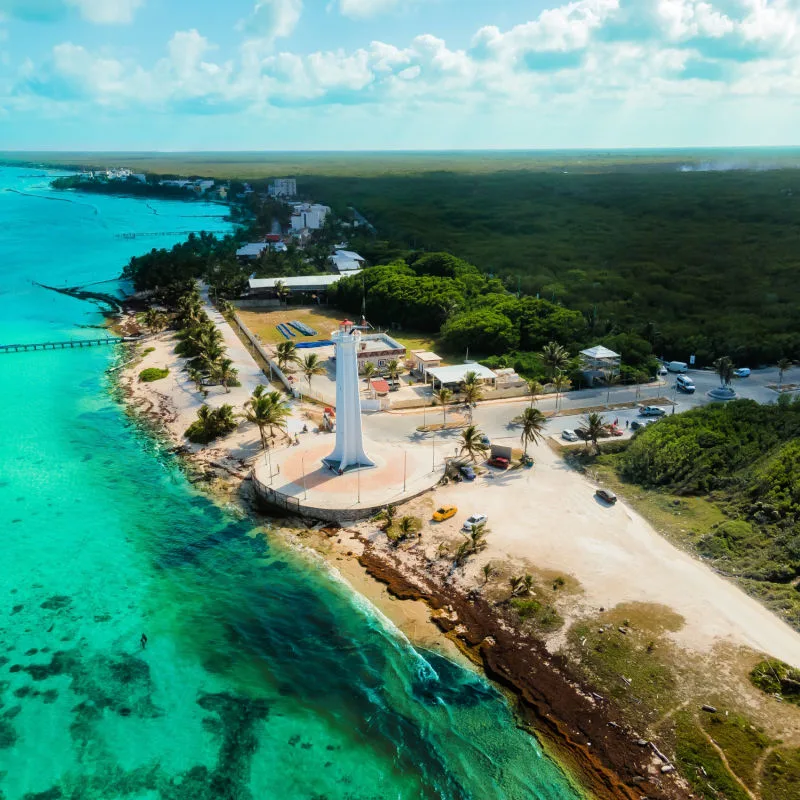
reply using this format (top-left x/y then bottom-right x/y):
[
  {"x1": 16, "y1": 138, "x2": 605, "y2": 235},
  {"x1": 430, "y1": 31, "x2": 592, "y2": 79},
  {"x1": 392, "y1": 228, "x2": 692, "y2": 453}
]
[
  {"x1": 242, "y1": 392, "x2": 291, "y2": 453},
  {"x1": 540, "y1": 341, "x2": 570, "y2": 377},
  {"x1": 218, "y1": 299, "x2": 235, "y2": 319},
  {"x1": 552, "y1": 371, "x2": 572, "y2": 410},
  {"x1": 362, "y1": 362, "x2": 377, "y2": 390},
  {"x1": 520, "y1": 407, "x2": 547, "y2": 458},
  {"x1": 434, "y1": 387, "x2": 453, "y2": 427},
  {"x1": 482, "y1": 563, "x2": 495, "y2": 586},
  {"x1": 301, "y1": 353, "x2": 326, "y2": 392},
  {"x1": 275, "y1": 340, "x2": 300, "y2": 373},
  {"x1": 583, "y1": 412, "x2": 608, "y2": 453},
  {"x1": 778, "y1": 357, "x2": 793, "y2": 390},
  {"x1": 214, "y1": 404, "x2": 236, "y2": 432},
  {"x1": 176, "y1": 292, "x2": 202, "y2": 326},
  {"x1": 462, "y1": 370, "x2": 479, "y2": 388},
  {"x1": 386, "y1": 359, "x2": 401, "y2": 386},
  {"x1": 274, "y1": 280, "x2": 289, "y2": 306},
  {"x1": 459, "y1": 425, "x2": 490, "y2": 462},
  {"x1": 604, "y1": 370, "x2": 622, "y2": 404},
  {"x1": 397, "y1": 516, "x2": 419, "y2": 540},
  {"x1": 461, "y1": 382, "x2": 483, "y2": 422},
  {"x1": 187, "y1": 367, "x2": 205, "y2": 395},
  {"x1": 143, "y1": 307, "x2": 167, "y2": 333},
  {"x1": 211, "y1": 358, "x2": 238, "y2": 393},
  {"x1": 714, "y1": 356, "x2": 734, "y2": 388},
  {"x1": 526, "y1": 379, "x2": 543, "y2": 407}
]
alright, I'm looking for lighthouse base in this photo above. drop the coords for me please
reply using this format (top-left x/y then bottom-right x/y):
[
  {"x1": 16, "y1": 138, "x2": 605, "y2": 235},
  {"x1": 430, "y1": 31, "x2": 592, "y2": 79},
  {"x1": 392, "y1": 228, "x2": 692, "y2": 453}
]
[{"x1": 322, "y1": 456, "x2": 376, "y2": 474}]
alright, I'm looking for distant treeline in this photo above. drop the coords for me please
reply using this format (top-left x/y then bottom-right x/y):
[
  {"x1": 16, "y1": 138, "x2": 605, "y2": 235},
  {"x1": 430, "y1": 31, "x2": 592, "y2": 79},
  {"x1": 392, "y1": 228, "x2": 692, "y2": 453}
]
[
  {"x1": 51, "y1": 175, "x2": 197, "y2": 200},
  {"x1": 304, "y1": 169, "x2": 800, "y2": 366}
]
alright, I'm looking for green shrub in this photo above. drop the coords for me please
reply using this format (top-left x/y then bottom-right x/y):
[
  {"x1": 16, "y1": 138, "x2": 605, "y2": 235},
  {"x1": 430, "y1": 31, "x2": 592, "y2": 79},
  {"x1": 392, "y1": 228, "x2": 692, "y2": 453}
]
[
  {"x1": 184, "y1": 405, "x2": 236, "y2": 444},
  {"x1": 142, "y1": 346, "x2": 155, "y2": 355},
  {"x1": 510, "y1": 598, "x2": 563, "y2": 631},
  {"x1": 139, "y1": 367, "x2": 169, "y2": 382},
  {"x1": 750, "y1": 659, "x2": 800, "y2": 705}
]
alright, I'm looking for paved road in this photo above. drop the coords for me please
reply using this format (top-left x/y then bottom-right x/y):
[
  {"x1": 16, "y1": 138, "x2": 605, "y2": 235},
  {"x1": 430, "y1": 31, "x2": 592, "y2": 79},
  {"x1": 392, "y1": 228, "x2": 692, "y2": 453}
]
[{"x1": 364, "y1": 364, "x2": 800, "y2": 448}]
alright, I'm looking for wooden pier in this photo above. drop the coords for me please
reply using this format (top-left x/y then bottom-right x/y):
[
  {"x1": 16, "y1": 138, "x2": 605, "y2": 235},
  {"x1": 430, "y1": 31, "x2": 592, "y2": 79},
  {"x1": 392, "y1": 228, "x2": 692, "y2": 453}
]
[{"x1": 0, "y1": 336, "x2": 135, "y2": 354}]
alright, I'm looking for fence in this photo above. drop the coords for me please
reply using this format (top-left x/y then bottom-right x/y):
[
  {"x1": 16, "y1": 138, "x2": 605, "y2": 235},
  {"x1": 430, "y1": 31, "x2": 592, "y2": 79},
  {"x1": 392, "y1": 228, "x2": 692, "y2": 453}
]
[{"x1": 229, "y1": 311, "x2": 294, "y2": 393}]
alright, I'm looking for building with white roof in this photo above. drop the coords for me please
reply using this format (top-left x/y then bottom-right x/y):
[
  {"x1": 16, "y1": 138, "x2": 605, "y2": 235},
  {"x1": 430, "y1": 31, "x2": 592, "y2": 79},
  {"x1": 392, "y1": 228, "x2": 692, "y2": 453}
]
[
  {"x1": 248, "y1": 275, "x2": 343, "y2": 295},
  {"x1": 331, "y1": 250, "x2": 365, "y2": 274},
  {"x1": 236, "y1": 243, "x2": 269, "y2": 260},
  {"x1": 426, "y1": 363, "x2": 497, "y2": 389}
]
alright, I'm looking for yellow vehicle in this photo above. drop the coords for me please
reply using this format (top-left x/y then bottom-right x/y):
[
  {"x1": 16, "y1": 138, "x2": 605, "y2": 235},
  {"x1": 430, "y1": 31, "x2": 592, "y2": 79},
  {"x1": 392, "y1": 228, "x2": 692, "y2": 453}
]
[{"x1": 432, "y1": 505, "x2": 458, "y2": 522}]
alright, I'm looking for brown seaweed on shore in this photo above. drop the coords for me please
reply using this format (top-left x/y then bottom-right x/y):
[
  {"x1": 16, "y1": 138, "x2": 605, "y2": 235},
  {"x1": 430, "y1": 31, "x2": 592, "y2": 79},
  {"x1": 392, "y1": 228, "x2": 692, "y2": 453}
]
[{"x1": 358, "y1": 546, "x2": 691, "y2": 800}]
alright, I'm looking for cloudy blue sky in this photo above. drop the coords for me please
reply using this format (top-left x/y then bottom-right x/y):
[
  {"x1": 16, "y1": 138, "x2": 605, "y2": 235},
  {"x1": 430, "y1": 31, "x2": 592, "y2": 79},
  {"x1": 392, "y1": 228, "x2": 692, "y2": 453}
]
[{"x1": 0, "y1": 0, "x2": 797, "y2": 150}]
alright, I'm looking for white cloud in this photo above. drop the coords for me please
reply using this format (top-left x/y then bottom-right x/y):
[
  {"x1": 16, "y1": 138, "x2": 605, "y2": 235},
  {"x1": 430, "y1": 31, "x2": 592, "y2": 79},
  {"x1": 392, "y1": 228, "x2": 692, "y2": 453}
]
[
  {"x1": 65, "y1": 0, "x2": 143, "y2": 24},
  {"x1": 239, "y1": 0, "x2": 302, "y2": 43},
  {"x1": 14, "y1": 0, "x2": 800, "y2": 120},
  {"x1": 338, "y1": 0, "x2": 399, "y2": 18}
]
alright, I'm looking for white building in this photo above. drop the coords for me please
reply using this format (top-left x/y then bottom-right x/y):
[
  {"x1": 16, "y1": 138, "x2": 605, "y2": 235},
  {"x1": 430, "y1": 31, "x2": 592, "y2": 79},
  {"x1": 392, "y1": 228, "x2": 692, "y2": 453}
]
[
  {"x1": 236, "y1": 243, "x2": 269, "y2": 260},
  {"x1": 269, "y1": 178, "x2": 297, "y2": 197},
  {"x1": 331, "y1": 250, "x2": 365, "y2": 274},
  {"x1": 290, "y1": 203, "x2": 330, "y2": 232}
]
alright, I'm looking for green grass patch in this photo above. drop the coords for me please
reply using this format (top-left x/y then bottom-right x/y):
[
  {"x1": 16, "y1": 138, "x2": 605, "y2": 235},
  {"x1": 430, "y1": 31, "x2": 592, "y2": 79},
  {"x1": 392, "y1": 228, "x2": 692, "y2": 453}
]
[
  {"x1": 139, "y1": 367, "x2": 169, "y2": 382},
  {"x1": 673, "y1": 711, "x2": 752, "y2": 800},
  {"x1": 510, "y1": 597, "x2": 563, "y2": 632},
  {"x1": 762, "y1": 748, "x2": 800, "y2": 800},
  {"x1": 699, "y1": 712, "x2": 771, "y2": 790},
  {"x1": 568, "y1": 615, "x2": 677, "y2": 724},
  {"x1": 142, "y1": 346, "x2": 155, "y2": 355}
]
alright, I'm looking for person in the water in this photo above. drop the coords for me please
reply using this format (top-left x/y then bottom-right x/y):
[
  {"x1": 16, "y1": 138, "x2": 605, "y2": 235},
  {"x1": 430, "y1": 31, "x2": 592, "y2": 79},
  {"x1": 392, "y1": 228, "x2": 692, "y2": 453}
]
[{"x1": 140, "y1": 633, "x2": 148, "y2": 649}]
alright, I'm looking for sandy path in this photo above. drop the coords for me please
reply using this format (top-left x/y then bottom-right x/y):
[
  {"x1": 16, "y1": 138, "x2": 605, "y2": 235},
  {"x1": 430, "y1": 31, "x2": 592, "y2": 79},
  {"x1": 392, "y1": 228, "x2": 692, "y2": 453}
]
[{"x1": 432, "y1": 443, "x2": 800, "y2": 666}]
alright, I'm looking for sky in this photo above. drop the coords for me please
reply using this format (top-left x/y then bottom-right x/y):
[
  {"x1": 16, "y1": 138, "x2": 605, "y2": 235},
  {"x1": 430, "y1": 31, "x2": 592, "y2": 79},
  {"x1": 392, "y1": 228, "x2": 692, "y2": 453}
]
[{"x1": 0, "y1": 0, "x2": 798, "y2": 150}]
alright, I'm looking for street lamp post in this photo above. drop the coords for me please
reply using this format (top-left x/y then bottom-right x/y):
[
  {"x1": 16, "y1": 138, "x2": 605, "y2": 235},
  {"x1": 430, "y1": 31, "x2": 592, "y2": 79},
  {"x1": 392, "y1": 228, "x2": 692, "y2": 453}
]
[{"x1": 431, "y1": 430, "x2": 436, "y2": 470}]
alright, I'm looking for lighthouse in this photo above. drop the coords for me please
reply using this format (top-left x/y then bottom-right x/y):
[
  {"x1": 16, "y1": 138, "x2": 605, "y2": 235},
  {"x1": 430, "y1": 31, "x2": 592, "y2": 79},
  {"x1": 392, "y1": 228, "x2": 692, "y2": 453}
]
[{"x1": 322, "y1": 320, "x2": 375, "y2": 473}]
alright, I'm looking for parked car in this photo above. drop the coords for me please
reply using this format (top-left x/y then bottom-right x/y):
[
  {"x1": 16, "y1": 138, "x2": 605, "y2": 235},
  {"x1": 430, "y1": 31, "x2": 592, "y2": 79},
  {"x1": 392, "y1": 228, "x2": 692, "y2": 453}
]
[
  {"x1": 574, "y1": 426, "x2": 590, "y2": 440},
  {"x1": 433, "y1": 505, "x2": 458, "y2": 522},
  {"x1": 488, "y1": 455, "x2": 510, "y2": 469},
  {"x1": 676, "y1": 374, "x2": 696, "y2": 393},
  {"x1": 595, "y1": 488, "x2": 617, "y2": 505},
  {"x1": 462, "y1": 513, "x2": 488, "y2": 531},
  {"x1": 561, "y1": 429, "x2": 579, "y2": 442},
  {"x1": 667, "y1": 361, "x2": 688, "y2": 373},
  {"x1": 459, "y1": 464, "x2": 476, "y2": 481},
  {"x1": 733, "y1": 367, "x2": 751, "y2": 378},
  {"x1": 631, "y1": 419, "x2": 657, "y2": 431},
  {"x1": 609, "y1": 425, "x2": 624, "y2": 436},
  {"x1": 639, "y1": 405, "x2": 666, "y2": 417},
  {"x1": 657, "y1": 365, "x2": 668, "y2": 376}
]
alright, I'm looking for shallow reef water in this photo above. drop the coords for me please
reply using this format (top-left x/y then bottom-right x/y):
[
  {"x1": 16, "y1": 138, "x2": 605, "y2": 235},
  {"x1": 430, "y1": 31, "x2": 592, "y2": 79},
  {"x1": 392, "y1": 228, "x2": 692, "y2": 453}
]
[{"x1": 0, "y1": 167, "x2": 582, "y2": 799}]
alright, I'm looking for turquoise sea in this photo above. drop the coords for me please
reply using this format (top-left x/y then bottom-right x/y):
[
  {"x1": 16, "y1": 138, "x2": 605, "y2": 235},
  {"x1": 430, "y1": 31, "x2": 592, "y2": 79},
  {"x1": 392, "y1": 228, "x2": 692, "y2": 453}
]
[{"x1": 0, "y1": 166, "x2": 582, "y2": 800}]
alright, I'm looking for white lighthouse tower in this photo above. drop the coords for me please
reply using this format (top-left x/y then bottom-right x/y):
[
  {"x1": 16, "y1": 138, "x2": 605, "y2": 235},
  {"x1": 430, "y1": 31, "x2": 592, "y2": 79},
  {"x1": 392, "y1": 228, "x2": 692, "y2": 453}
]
[{"x1": 323, "y1": 320, "x2": 375, "y2": 473}]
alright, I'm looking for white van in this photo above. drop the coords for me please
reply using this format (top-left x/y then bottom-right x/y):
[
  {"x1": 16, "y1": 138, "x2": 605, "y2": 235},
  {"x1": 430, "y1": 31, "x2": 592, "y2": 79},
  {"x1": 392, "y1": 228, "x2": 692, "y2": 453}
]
[
  {"x1": 676, "y1": 374, "x2": 695, "y2": 393},
  {"x1": 667, "y1": 361, "x2": 688, "y2": 373}
]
